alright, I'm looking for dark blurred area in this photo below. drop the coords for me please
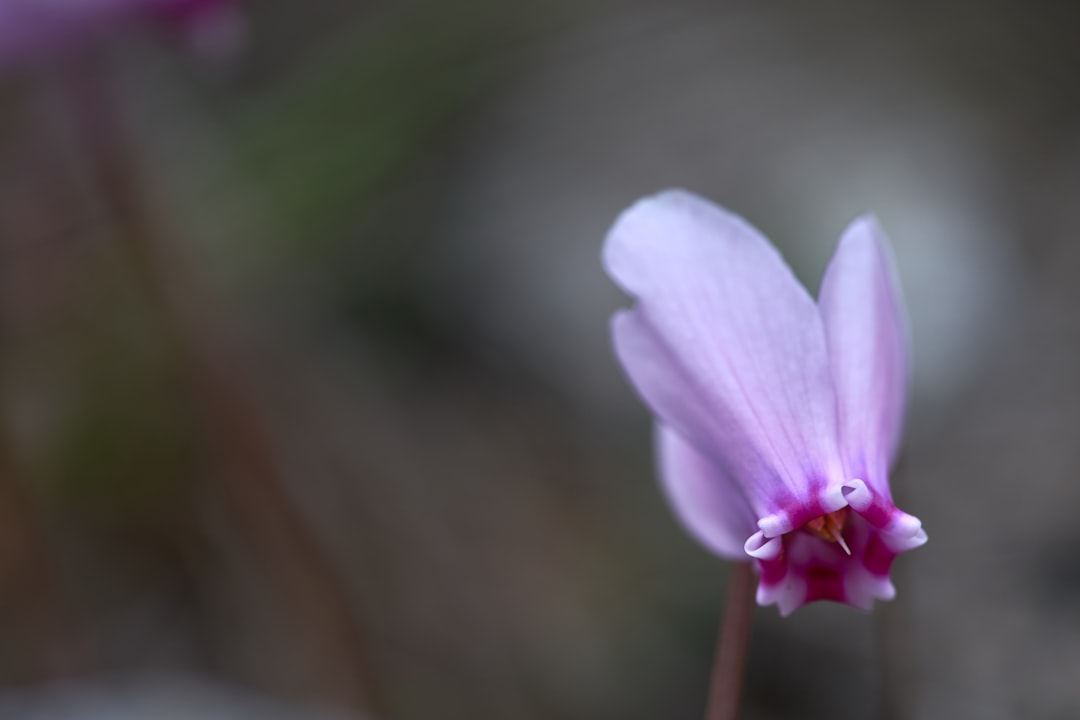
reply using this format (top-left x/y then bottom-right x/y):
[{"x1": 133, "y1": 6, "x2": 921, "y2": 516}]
[{"x1": 0, "y1": 1, "x2": 1077, "y2": 718}]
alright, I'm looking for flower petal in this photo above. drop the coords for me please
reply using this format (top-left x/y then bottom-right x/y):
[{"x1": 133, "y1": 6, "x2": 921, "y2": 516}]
[
  {"x1": 818, "y1": 216, "x2": 909, "y2": 494},
  {"x1": 605, "y1": 190, "x2": 845, "y2": 522},
  {"x1": 655, "y1": 423, "x2": 758, "y2": 559}
]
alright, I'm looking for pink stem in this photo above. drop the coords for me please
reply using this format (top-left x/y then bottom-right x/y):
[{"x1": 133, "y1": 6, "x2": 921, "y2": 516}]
[{"x1": 705, "y1": 562, "x2": 755, "y2": 720}]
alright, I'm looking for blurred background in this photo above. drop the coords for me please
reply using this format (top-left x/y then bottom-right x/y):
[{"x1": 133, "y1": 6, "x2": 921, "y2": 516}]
[{"x1": 0, "y1": 0, "x2": 1076, "y2": 718}]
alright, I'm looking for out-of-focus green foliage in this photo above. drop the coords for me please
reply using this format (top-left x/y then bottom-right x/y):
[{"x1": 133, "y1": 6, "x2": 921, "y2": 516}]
[
  {"x1": 227, "y1": 1, "x2": 577, "y2": 256},
  {"x1": 46, "y1": 277, "x2": 198, "y2": 527}
]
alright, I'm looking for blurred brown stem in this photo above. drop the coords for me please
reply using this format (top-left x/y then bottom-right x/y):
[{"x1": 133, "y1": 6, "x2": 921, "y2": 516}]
[
  {"x1": 705, "y1": 562, "x2": 754, "y2": 720},
  {"x1": 61, "y1": 59, "x2": 377, "y2": 713}
]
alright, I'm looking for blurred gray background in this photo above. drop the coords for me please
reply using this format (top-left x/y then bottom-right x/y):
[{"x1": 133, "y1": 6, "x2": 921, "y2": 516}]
[{"x1": 0, "y1": 1, "x2": 1076, "y2": 718}]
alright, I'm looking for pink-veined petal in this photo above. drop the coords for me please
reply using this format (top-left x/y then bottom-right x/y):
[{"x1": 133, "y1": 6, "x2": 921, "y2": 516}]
[
  {"x1": 655, "y1": 423, "x2": 757, "y2": 559},
  {"x1": 818, "y1": 216, "x2": 909, "y2": 495},
  {"x1": 604, "y1": 189, "x2": 845, "y2": 526}
]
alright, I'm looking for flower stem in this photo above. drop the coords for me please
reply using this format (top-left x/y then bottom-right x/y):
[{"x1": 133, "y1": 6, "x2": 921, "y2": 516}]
[{"x1": 705, "y1": 562, "x2": 755, "y2": 720}]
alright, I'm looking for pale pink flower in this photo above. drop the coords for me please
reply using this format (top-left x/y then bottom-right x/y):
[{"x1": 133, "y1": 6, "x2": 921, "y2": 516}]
[{"x1": 605, "y1": 190, "x2": 927, "y2": 615}]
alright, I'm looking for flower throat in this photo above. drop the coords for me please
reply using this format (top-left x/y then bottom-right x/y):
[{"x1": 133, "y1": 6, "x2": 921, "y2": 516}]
[{"x1": 803, "y1": 507, "x2": 851, "y2": 555}]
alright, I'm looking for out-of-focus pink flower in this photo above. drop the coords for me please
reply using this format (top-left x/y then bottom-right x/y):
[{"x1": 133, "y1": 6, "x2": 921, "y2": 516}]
[
  {"x1": 147, "y1": 0, "x2": 245, "y2": 58},
  {"x1": 0, "y1": 0, "x2": 243, "y2": 70},
  {"x1": 604, "y1": 189, "x2": 927, "y2": 615}
]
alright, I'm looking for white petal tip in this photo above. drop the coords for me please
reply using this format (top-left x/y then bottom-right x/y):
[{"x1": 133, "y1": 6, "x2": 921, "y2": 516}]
[
  {"x1": 757, "y1": 513, "x2": 791, "y2": 538},
  {"x1": 821, "y1": 484, "x2": 850, "y2": 513},
  {"x1": 840, "y1": 479, "x2": 872, "y2": 510},
  {"x1": 744, "y1": 531, "x2": 783, "y2": 560},
  {"x1": 882, "y1": 514, "x2": 929, "y2": 552},
  {"x1": 879, "y1": 580, "x2": 897, "y2": 601}
]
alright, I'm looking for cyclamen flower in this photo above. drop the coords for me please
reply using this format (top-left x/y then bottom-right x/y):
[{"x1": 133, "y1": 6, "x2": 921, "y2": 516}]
[{"x1": 604, "y1": 190, "x2": 927, "y2": 615}]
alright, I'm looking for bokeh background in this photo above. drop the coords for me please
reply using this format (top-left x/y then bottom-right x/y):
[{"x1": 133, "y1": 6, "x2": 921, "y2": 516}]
[{"x1": 0, "y1": 1, "x2": 1076, "y2": 718}]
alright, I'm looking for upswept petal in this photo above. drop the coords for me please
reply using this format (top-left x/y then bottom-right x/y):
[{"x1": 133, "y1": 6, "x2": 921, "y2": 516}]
[
  {"x1": 604, "y1": 192, "x2": 926, "y2": 615},
  {"x1": 818, "y1": 216, "x2": 909, "y2": 495},
  {"x1": 605, "y1": 189, "x2": 845, "y2": 522},
  {"x1": 655, "y1": 424, "x2": 758, "y2": 559}
]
